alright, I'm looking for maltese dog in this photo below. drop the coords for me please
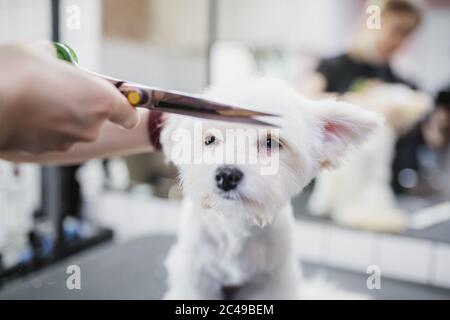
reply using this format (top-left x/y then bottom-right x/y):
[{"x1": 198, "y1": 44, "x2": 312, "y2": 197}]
[{"x1": 160, "y1": 78, "x2": 383, "y2": 299}]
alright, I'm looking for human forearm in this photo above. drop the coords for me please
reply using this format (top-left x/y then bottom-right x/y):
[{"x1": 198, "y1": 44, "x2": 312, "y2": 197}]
[{"x1": 0, "y1": 108, "x2": 156, "y2": 164}]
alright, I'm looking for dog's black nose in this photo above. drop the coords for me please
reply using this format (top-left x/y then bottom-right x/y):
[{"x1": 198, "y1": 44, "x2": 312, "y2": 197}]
[{"x1": 215, "y1": 166, "x2": 243, "y2": 191}]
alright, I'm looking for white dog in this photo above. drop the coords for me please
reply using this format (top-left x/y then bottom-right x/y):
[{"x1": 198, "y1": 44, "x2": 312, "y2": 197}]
[{"x1": 160, "y1": 78, "x2": 382, "y2": 299}]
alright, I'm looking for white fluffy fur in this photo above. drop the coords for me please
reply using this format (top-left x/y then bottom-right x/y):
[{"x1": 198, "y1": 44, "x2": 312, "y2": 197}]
[{"x1": 160, "y1": 78, "x2": 382, "y2": 299}]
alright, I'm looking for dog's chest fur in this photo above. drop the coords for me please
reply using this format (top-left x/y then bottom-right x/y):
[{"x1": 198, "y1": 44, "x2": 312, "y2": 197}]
[{"x1": 183, "y1": 200, "x2": 294, "y2": 286}]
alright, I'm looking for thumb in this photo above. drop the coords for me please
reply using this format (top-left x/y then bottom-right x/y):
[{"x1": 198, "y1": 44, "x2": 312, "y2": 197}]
[{"x1": 106, "y1": 84, "x2": 140, "y2": 129}]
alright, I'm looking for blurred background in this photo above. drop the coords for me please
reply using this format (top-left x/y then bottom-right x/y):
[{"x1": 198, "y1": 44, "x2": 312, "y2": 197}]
[{"x1": 0, "y1": 0, "x2": 449, "y2": 299}]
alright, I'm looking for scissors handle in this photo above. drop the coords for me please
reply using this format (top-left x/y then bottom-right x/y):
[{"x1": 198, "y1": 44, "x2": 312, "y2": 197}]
[
  {"x1": 117, "y1": 82, "x2": 152, "y2": 108},
  {"x1": 53, "y1": 42, "x2": 149, "y2": 108}
]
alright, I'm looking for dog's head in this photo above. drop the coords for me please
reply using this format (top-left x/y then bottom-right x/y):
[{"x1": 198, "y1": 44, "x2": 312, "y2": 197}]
[{"x1": 160, "y1": 78, "x2": 383, "y2": 226}]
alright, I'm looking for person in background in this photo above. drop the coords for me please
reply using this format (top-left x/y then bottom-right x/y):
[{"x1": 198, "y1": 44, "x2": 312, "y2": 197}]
[
  {"x1": 313, "y1": 0, "x2": 421, "y2": 94},
  {"x1": 308, "y1": 0, "x2": 446, "y2": 196}
]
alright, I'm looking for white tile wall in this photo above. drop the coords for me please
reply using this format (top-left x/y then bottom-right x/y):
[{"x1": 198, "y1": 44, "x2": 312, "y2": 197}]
[
  {"x1": 327, "y1": 227, "x2": 376, "y2": 273},
  {"x1": 431, "y1": 244, "x2": 450, "y2": 288},
  {"x1": 377, "y1": 235, "x2": 433, "y2": 284},
  {"x1": 295, "y1": 219, "x2": 450, "y2": 289},
  {"x1": 295, "y1": 220, "x2": 324, "y2": 263}
]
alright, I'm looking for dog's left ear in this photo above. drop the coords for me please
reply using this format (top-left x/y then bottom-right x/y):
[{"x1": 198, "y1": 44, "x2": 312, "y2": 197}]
[{"x1": 312, "y1": 100, "x2": 384, "y2": 167}]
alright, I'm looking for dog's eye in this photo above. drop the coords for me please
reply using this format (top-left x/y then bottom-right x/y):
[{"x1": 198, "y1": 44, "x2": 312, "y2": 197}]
[
  {"x1": 204, "y1": 135, "x2": 216, "y2": 146},
  {"x1": 265, "y1": 137, "x2": 280, "y2": 150}
]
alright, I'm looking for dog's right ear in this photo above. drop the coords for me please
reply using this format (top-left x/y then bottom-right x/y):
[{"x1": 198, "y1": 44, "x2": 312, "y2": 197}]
[{"x1": 312, "y1": 100, "x2": 384, "y2": 167}]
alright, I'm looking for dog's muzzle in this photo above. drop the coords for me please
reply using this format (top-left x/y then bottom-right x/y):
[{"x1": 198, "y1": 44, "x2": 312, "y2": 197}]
[{"x1": 215, "y1": 166, "x2": 243, "y2": 192}]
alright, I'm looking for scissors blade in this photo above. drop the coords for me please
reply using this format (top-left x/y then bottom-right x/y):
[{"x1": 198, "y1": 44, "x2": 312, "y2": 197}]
[
  {"x1": 52, "y1": 43, "x2": 278, "y2": 127},
  {"x1": 156, "y1": 101, "x2": 278, "y2": 127},
  {"x1": 121, "y1": 83, "x2": 280, "y2": 127}
]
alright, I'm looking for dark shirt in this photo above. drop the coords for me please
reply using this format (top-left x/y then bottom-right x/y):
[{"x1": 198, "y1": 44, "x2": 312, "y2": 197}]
[{"x1": 316, "y1": 53, "x2": 416, "y2": 93}]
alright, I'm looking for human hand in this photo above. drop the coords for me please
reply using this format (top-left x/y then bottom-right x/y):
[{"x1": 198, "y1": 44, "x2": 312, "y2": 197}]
[{"x1": 0, "y1": 42, "x2": 138, "y2": 153}]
